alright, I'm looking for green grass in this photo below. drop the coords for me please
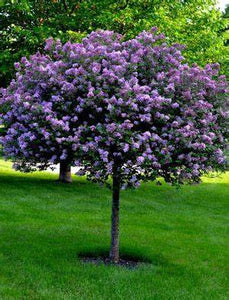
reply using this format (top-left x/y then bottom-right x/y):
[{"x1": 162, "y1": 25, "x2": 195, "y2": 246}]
[{"x1": 0, "y1": 159, "x2": 228, "y2": 299}]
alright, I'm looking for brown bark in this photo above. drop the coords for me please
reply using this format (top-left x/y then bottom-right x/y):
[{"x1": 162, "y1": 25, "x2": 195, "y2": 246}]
[
  {"x1": 58, "y1": 162, "x2": 72, "y2": 183},
  {"x1": 109, "y1": 168, "x2": 120, "y2": 263}
]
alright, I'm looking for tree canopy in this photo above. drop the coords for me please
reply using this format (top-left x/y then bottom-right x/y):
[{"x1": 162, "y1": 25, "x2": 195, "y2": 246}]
[
  {"x1": 0, "y1": 0, "x2": 228, "y2": 87},
  {"x1": 1, "y1": 29, "x2": 228, "y2": 183}
]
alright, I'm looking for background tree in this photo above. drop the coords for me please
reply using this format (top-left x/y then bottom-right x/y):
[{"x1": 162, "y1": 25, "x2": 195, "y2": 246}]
[
  {"x1": 2, "y1": 29, "x2": 226, "y2": 262},
  {"x1": 0, "y1": 39, "x2": 83, "y2": 182},
  {"x1": 0, "y1": 0, "x2": 228, "y2": 87}
]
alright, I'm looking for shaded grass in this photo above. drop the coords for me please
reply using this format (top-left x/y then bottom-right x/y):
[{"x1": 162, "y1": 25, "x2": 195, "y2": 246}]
[{"x1": 0, "y1": 160, "x2": 228, "y2": 299}]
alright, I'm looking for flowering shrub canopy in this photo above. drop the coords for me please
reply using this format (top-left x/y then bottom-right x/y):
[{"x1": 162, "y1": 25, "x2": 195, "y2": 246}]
[{"x1": 0, "y1": 28, "x2": 228, "y2": 186}]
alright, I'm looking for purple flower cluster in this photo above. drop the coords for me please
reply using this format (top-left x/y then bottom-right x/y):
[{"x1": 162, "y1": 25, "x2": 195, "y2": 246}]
[{"x1": 0, "y1": 28, "x2": 228, "y2": 186}]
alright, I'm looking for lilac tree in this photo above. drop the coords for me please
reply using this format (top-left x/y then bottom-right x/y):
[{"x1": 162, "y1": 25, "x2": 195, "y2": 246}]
[
  {"x1": 0, "y1": 44, "x2": 76, "y2": 182},
  {"x1": 70, "y1": 30, "x2": 228, "y2": 262},
  {"x1": 0, "y1": 29, "x2": 228, "y2": 262}
]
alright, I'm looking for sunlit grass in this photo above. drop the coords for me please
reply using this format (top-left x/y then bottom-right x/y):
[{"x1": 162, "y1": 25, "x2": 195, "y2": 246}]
[{"x1": 0, "y1": 160, "x2": 228, "y2": 299}]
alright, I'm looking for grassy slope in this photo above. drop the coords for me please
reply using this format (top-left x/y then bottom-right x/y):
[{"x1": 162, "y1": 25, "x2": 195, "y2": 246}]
[{"x1": 0, "y1": 159, "x2": 228, "y2": 299}]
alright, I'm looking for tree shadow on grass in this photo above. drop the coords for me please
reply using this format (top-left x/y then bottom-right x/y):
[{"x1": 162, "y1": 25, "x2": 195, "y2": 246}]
[
  {"x1": 78, "y1": 248, "x2": 151, "y2": 263},
  {"x1": 0, "y1": 170, "x2": 228, "y2": 189},
  {"x1": 77, "y1": 246, "x2": 187, "y2": 274},
  {"x1": 0, "y1": 171, "x2": 87, "y2": 187},
  {"x1": 0, "y1": 171, "x2": 228, "y2": 215},
  {"x1": 0, "y1": 172, "x2": 93, "y2": 201}
]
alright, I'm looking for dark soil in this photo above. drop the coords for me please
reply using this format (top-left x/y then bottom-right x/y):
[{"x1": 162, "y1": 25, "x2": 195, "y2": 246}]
[{"x1": 80, "y1": 256, "x2": 147, "y2": 269}]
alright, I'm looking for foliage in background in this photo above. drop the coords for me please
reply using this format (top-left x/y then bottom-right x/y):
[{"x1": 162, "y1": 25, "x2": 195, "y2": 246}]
[{"x1": 0, "y1": 0, "x2": 228, "y2": 87}]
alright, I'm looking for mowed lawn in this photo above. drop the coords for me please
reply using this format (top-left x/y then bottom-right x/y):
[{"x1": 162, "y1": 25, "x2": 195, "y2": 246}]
[{"x1": 0, "y1": 160, "x2": 228, "y2": 299}]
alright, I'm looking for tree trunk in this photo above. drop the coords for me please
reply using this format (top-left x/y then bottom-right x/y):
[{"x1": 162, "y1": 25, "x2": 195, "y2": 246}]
[
  {"x1": 58, "y1": 162, "x2": 72, "y2": 183},
  {"x1": 109, "y1": 170, "x2": 120, "y2": 263}
]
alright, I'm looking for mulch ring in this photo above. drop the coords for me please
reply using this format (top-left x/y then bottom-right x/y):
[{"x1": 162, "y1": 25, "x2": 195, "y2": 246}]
[{"x1": 80, "y1": 255, "x2": 149, "y2": 269}]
